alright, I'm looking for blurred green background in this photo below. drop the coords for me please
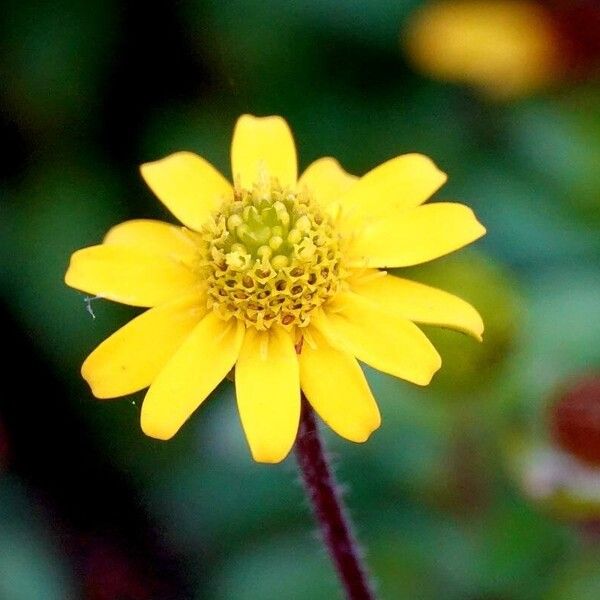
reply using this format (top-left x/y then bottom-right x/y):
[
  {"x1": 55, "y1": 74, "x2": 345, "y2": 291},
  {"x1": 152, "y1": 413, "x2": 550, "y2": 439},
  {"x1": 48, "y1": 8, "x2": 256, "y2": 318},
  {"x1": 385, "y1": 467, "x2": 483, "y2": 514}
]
[{"x1": 1, "y1": 1, "x2": 599, "y2": 598}]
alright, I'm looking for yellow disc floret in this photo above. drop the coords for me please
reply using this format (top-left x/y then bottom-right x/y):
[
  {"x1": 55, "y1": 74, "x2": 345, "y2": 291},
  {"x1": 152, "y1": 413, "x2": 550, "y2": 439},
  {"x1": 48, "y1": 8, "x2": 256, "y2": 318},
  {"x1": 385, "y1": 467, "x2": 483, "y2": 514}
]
[{"x1": 199, "y1": 180, "x2": 342, "y2": 330}]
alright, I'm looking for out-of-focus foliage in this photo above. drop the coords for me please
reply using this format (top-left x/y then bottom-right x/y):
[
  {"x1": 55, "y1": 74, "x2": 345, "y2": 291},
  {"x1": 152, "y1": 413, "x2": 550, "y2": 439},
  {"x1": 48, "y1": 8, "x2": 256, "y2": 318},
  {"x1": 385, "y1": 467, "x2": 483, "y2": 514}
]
[{"x1": 1, "y1": 1, "x2": 599, "y2": 599}]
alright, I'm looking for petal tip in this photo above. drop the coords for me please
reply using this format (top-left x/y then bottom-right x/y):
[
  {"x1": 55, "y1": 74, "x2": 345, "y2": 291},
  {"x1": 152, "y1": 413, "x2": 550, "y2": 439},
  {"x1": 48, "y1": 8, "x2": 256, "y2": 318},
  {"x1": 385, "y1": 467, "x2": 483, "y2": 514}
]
[
  {"x1": 138, "y1": 159, "x2": 156, "y2": 179},
  {"x1": 139, "y1": 150, "x2": 196, "y2": 174},
  {"x1": 466, "y1": 207, "x2": 487, "y2": 239},
  {"x1": 88, "y1": 386, "x2": 114, "y2": 400},
  {"x1": 80, "y1": 360, "x2": 97, "y2": 392},
  {"x1": 411, "y1": 328, "x2": 443, "y2": 386},
  {"x1": 64, "y1": 264, "x2": 75, "y2": 287},
  {"x1": 410, "y1": 153, "x2": 448, "y2": 185},
  {"x1": 399, "y1": 152, "x2": 449, "y2": 192},
  {"x1": 64, "y1": 253, "x2": 91, "y2": 293},
  {"x1": 466, "y1": 309, "x2": 485, "y2": 342},
  {"x1": 415, "y1": 355, "x2": 443, "y2": 386},
  {"x1": 234, "y1": 114, "x2": 292, "y2": 138},
  {"x1": 81, "y1": 362, "x2": 121, "y2": 400},
  {"x1": 475, "y1": 220, "x2": 487, "y2": 238},
  {"x1": 351, "y1": 415, "x2": 382, "y2": 443},
  {"x1": 236, "y1": 113, "x2": 287, "y2": 125},
  {"x1": 250, "y1": 446, "x2": 291, "y2": 464},
  {"x1": 140, "y1": 414, "x2": 175, "y2": 441}
]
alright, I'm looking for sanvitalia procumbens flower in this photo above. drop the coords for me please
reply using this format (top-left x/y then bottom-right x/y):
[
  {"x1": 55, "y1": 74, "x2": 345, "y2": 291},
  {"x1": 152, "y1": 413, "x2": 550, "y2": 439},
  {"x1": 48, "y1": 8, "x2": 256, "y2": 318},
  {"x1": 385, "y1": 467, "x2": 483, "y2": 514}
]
[{"x1": 65, "y1": 115, "x2": 485, "y2": 463}]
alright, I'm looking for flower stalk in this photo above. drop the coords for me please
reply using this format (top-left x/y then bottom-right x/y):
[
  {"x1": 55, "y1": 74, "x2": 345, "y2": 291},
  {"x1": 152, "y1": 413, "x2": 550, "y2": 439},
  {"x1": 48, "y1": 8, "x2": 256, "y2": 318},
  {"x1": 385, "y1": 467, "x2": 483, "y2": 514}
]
[{"x1": 295, "y1": 396, "x2": 376, "y2": 600}]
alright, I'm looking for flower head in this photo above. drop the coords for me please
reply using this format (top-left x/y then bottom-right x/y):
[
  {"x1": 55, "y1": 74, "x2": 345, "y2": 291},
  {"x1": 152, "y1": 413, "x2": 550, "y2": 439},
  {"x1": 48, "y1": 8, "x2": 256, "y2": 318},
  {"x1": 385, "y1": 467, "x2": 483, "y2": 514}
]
[{"x1": 65, "y1": 115, "x2": 485, "y2": 463}]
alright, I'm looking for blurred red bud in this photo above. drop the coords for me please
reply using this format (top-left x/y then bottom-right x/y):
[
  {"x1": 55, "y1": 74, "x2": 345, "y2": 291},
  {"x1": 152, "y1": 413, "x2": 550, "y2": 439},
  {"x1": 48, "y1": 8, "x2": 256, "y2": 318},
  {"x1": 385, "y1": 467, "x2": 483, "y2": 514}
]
[
  {"x1": 550, "y1": 374, "x2": 600, "y2": 466},
  {"x1": 547, "y1": 0, "x2": 600, "y2": 79}
]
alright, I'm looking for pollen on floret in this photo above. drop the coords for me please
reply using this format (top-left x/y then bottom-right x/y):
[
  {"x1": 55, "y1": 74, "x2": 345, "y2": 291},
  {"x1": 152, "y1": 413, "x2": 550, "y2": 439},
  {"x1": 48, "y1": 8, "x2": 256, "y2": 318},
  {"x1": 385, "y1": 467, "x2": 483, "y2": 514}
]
[{"x1": 197, "y1": 180, "x2": 343, "y2": 330}]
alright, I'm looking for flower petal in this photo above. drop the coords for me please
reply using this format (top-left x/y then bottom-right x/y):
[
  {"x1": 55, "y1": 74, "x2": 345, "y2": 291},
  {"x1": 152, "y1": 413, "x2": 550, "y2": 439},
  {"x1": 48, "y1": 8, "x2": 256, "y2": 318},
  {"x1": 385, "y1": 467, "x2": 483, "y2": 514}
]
[
  {"x1": 141, "y1": 312, "x2": 244, "y2": 440},
  {"x1": 231, "y1": 114, "x2": 297, "y2": 189},
  {"x1": 298, "y1": 157, "x2": 357, "y2": 215},
  {"x1": 300, "y1": 328, "x2": 380, "y2": 442},
  {"x1": 82, "y1": 293, "x2": 206, "y2": 399},
  {"x1": 312, "y1": 292, "x2": 441, "y2": 386},
  {"x1": 65, "y1": 244, "x2": 199, "y2": 307},
  {"x1": 235, "y1": 326, "x2": 300, "y2": 463},
  {"x1": 351, "y1": 271, "x2": 484, "y2": 341},
  {"x1": 341, "y1": 154, "x2": 447, "y2": 222},
  {"x1": 348, "y1": 202, "x2": 486, "y2": 268},
  {"x1": 104, "y1": 219, "x2": 197, "y2": 265},
  {"x1": 140, "y1": 151, "x2": 232, "y2": 231}
]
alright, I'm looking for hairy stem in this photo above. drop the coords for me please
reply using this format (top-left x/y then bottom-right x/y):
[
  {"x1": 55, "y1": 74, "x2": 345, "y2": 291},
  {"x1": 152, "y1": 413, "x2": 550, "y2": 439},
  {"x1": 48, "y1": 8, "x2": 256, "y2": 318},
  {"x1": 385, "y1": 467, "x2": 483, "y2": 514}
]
[{"x1": 295, "y1": 396, "x2": 376, "y2": 600}]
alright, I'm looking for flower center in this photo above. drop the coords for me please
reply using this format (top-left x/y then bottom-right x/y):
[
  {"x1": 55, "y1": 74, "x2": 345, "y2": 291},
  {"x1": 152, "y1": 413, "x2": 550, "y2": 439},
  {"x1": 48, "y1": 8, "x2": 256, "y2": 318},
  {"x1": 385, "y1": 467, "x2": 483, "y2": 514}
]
[{"x1": 200, "y1": 181, "x2": 341, "y2": 330}]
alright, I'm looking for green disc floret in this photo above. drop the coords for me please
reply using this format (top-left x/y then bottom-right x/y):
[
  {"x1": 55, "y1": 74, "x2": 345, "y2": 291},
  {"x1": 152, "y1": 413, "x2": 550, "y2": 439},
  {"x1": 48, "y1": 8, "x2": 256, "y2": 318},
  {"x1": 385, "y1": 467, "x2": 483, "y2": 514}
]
[{"x1": 199, "y1": 180, "x2": 343, "y2": 330}]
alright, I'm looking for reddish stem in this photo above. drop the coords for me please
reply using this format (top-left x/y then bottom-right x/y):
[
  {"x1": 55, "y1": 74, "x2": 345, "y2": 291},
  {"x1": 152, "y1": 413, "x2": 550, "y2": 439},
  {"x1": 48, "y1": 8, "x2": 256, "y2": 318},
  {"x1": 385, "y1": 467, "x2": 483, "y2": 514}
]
[{"x1": 294, "y1": 397, "x2": 376, "y2": 600}]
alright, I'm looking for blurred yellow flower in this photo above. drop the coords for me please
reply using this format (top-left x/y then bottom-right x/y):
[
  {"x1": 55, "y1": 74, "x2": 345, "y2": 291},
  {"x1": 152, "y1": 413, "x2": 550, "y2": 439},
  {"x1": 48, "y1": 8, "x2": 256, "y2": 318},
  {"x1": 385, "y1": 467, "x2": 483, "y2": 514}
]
[
  {"x1": 404, "y1": 0, "x2": 561, "y2": 98},
  {"x1": 65, "y1": 115, "x2": 485, "y2": 463}
]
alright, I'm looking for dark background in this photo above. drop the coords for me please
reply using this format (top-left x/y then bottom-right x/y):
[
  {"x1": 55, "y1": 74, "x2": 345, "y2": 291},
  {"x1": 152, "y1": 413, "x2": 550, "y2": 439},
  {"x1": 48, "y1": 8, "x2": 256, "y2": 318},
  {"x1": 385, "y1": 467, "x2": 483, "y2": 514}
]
[{"x1": 1, "y1": 1, "x2": 599, "y2": 598}]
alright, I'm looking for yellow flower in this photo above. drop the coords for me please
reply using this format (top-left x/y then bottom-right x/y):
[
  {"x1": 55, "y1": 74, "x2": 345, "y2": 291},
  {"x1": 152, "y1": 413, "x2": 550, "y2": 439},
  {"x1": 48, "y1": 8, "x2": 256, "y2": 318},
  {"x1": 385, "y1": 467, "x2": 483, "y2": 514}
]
[
  {"x1": 65, "y1": 115, "x2": 485, "y2": 463},
  {"x1": 404, "y1": 0, "x2": 560, "y2": 98}
]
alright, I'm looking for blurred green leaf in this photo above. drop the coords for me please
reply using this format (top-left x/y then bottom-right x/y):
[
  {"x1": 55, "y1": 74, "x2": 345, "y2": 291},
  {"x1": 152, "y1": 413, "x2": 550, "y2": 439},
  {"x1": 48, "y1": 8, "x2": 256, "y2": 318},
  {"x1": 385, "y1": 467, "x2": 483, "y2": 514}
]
[
  {"x1": 549, "y1": 552, "x2": 600, "y2": 600},
  {"x1": 1, "y1": 0, "x2": 118, "y2": 131},
  {"x1": 506, "y1": 98, "x2": 600, "y2": 227},
  {"x1": 0, "y1": 477, "x2": 75, "y2": 600}
]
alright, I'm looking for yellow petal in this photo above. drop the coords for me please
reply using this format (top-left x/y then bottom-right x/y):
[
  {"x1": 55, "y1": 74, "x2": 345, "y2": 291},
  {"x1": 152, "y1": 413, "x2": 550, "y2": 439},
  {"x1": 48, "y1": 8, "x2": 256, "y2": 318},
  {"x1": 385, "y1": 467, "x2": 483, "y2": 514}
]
[
  {"x1": 65, "y1": 245, "x2": 198, "y2": 307},
  {"x1": 140, "y1": 151, "x2": 232, "y2": 231},
  {"x1": 300, "y1": 328, "x2": 380, "y2": 443},
  {"x1": 235, "y1": 327, "x2": 300, "y2": 463},
  {"x1": 298, "y1": 157, "x2": 357, "y2": 216},
  {"x1": 349, "y1": 202, "x2": 486, "y2": 268},
  {"x1": 82, "y1": 293, "x2": 206, "y2": 399},
  {"x1": 141, "y1": 312, "x2": 244, "y2": 440},
  {"x1": 231, "y1": 114, "x2": 297, "y2": 189},
  {"x1": 104, "y1": 219, "x2": 197, "y2": 265},
  {"x1": 312, "y1": 292, "x2": 441, "y2": 386},
  {"x1": 341, "y1": 154, "x2": 447, "y2": 223},
  {"x1": 65, "y1": 244, "x2": 199, "y2": 307},
  {"x1": 351, "y1": 271, "x2": 484, "y2": 341}
]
